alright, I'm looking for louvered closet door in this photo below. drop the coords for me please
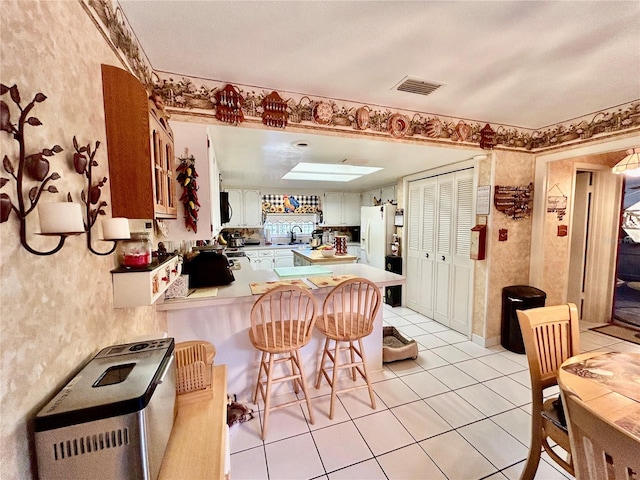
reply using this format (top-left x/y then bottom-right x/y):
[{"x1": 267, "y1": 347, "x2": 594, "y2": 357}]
[
  {"x1": 434, "y1": 174, "x2": 453, "y2": 324},
  {"x1": 406, "y1": 169, "x2": 474, "y2": 335},
  {"x1": 406, "y1": 182, "x2": 422, "y2": 311},
  {"x1": 450, "y1": 170, "x2": 474, "y2": 335}
]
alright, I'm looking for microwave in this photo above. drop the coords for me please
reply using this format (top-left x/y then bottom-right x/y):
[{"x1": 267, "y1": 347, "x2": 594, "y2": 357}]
[{"x1": 220, "y1": 192, "x2": 232, "y2": 224}]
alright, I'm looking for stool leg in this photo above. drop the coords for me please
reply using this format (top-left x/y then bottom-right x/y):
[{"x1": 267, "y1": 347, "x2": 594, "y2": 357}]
[
  {"x1": 294, "y1": 349, "x2": 314, "y2": 425},
  {"x1": 315, "y1": 337, "x2": 330, "y2": 389},
  {"x1": 329, "y1": 339, "x2": 341, "y2": 420},
  {"x1": 253, "y1": 351, "x2": 267, "y2": 404},
  {"x1": 290, "y1": 353, "x2": 300, "y2": 394},
  {"x1": 358, "y1": 338, "x2": 376, "y2": 410},
  {"x1": 261, "y1": 353, "x2": 275, "y2": 440},
  {"x1": 349, "y1": 341, "x2": 357, "y2": 381}
]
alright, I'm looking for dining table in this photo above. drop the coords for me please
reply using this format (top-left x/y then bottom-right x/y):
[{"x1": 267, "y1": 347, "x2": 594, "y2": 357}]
[{"x1": 558, "y1": 351, "x2": 640, "y2": 440}]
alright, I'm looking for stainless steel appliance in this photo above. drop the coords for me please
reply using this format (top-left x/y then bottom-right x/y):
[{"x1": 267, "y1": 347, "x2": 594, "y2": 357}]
[
  {"x1": 310, "y1": 229, "x2": 323, "y2": 249},
  {"x1": 35, "y1": 338, "x2": 176, "y2": 480},
  {"x1": 220, "y1": 191, "x2": 232, "y2": 224}
]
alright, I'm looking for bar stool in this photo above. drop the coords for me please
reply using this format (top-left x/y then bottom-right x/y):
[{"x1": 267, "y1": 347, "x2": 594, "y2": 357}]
[
  {"x1": 315, "y1": 277, "x2": 382, "y2": 419},
  {"x1": 249, "y1": 285, "x2": 319, "y2": 440}
]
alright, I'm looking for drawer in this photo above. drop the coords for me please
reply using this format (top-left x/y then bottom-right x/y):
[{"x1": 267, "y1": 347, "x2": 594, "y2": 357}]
[
  {"x1": 259, "y1": 250, "x2": 274, "y2": 257},
  {"x1": 274, "y1": 249, "x2": 294, "y2": 257}
]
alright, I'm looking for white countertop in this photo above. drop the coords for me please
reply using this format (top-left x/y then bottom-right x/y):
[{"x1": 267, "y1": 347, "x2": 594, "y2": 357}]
[{"x1": 157, "y1": 263, "x2": 404, "y2": 311}]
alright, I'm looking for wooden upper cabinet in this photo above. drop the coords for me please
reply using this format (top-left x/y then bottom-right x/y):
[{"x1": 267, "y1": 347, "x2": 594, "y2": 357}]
[{"x1": 101, "y1": 64, "x2": 177, "y2": 219}]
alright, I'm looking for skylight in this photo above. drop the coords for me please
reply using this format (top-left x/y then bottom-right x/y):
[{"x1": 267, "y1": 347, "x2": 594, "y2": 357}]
[{"x1": 282, "y1": 162, "x2": 383, "y2": 182}]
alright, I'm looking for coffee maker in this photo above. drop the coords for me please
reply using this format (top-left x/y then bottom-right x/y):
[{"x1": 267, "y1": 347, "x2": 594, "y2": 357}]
[{"x1": 310, "y1": 229, "x2": 323, "y2": 249}]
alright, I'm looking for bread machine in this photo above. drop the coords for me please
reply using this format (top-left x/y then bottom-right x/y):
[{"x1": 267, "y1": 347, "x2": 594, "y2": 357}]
[{"x1": 34, "y1": 338, "x2": 176, "y2": 480}]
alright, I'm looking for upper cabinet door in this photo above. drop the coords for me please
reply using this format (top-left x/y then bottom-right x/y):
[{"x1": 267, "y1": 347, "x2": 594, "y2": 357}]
[
  {"x1": 243, "y1": 190, "x2": 262, "y2": 227},
  {"x1": 102, "y1": 64, "x2": 177, "y2": 220},
  {"x1": 323, "y1": 192, "x2": 343, "y2": 225},
  {"x1": 343, "y1": 193, "x2": 361, "y2": 225}
]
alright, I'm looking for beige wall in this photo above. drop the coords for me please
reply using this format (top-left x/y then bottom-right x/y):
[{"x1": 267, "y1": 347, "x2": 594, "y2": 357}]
[
  {"x1": 484, "y1": 150, "x2": 536, "y2": 340},
  {"x1": 1, "y1": 2, "x2": 166, "y2": 478}
]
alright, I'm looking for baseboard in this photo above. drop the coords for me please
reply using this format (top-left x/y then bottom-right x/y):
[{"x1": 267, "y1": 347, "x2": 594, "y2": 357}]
[{"x1": 472, "y1": 333, "x2": 500, "y2": 347}]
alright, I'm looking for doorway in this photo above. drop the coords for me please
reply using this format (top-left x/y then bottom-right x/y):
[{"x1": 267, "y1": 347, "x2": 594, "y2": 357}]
[
  {"x1": 567, "y1": 171, "x2": 592, "y2": 317},
  {"x1": 567, "y1": 166, "x2": 621, "y2": 324},
  {"x1": 613, "y1": 175, "x2": 640, "y2": 328}
]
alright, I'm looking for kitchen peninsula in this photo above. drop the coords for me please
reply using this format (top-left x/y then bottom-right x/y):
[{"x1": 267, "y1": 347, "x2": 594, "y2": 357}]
[
  {"x1": 157, "y1": 263, "x2": 404, "y2": 401},
  {"x1": 293, "y1": 248, "x2": 358, "y2": 265}
]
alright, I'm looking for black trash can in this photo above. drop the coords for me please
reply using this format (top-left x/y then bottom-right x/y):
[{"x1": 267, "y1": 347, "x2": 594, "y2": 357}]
[{"x1": 501, "y1": 285, "x2": 546, "y2": 353}]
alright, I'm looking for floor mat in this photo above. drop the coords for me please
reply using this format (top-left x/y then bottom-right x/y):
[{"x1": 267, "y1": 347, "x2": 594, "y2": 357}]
[{"x1": 590, "y1": 323, "x2": 640, "y2": 345}]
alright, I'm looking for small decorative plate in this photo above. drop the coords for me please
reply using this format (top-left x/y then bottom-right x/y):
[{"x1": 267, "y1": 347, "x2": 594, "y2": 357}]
[
  {"x1": 388, "y1": 113, "x2": 410, "y2": 138},
  {"x1": 424, "y1": 118, "x2": 443, "y2": 138},
  {"x1": 455, "y1": 120, "x2": 472, "y2": 142},
  {"x1": 355, "y1": 106, "x2": 370, "y2": 130},
  {"x1": 313, "y1": 102, "x2": 333, "y2": 125}
]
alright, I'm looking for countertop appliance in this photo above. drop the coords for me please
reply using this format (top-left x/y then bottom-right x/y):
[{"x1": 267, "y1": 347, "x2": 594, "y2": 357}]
[
  {"x1": 310, "y1": 229, "x2": 323, "y2": 249},
  {"x1": 360, "y1": 204, "x2": 397, "y2": 270},
  {"x1": 184, "y1": 251, "x2": 235, "y2": 287},
  {"x1": 35, "y1": 338, "x2": 176, "y2": 480}
]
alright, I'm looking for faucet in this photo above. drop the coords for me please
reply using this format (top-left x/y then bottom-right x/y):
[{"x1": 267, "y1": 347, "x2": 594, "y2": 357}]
[{"x1": 290, "y1": 225, "x2": 302, "y2": 244}]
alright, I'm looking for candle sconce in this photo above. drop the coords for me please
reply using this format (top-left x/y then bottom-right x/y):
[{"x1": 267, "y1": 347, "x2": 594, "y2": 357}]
[
  {"x1": 1, "y1": 83, "x2": 127, "y2": 256},
  {"x1": 69, "y1": 136, "x2": 120, "y2": 255},
  {"x1": 1, "y1": 83, "x2": 70, "y2": 255}
]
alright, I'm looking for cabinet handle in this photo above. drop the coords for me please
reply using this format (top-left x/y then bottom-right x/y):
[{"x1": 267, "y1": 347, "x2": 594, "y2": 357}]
[
  {"x1": 425, "y1": 253, "x2": 429, "y2": 258},
  {"x1": 441, "y1": 256, "x2": 446, "y2": 261}
]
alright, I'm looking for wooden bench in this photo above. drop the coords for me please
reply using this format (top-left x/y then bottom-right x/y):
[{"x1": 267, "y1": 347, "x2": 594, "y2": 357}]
[{"x1": 159, "y1": 365, "x2": 228, "y2": 479}]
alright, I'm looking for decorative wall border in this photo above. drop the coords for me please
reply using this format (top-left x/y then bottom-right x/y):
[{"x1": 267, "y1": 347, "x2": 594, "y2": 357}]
[{"x1": 84, "y1": 0, "x2": 640, "y2": 154}]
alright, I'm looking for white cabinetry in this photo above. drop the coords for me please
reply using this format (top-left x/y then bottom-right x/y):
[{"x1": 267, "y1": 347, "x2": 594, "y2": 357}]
[
  {"x1": 362, "y1": 185, "x2": 396, "y2": 207},
  {"x1": 274, "y1": 249, "x2": 294, "y2": 268},
  {"x1": 323, "y1": 192, "x2": 360, "y2": 226},
  {"x1": 112, "y1": 256, "x2": 181, "y2": 308},
  {"x1": 245, "y1": 249, "x2": 280, "y2": 270},
  {"x1": 405, "y1": 170, "x2": 474, "y2": 335},
  {"x1": 347, "y1": 245, "x2": 361, "y2": 262},
  {"x1": 226, "y1": 189, "x2": 262, "y2": 227}
]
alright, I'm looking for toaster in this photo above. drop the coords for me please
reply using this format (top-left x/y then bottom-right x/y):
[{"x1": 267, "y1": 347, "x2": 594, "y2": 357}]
[{"x1": 34, "y1": 338, "x2": 176, "y2": 480}]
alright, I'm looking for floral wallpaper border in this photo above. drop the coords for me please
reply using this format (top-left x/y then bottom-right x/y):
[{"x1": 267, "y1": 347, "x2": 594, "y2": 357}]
[{"x1": 84, "y1": 0, "x2": 640, "y2": 154}]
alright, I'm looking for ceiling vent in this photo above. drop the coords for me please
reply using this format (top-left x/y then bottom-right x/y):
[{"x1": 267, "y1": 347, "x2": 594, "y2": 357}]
[
  {"x1": 340, "y1": 158, "x2": 369, "y2": 165},
  {"x1": 393, "y1": 76, "x2": 443, "y2": 97}
]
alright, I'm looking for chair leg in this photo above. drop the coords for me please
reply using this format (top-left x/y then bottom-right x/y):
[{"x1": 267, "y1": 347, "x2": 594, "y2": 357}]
[
  {"x1": 520, "y1": 415, "x2": 543, "y2": 480},
  {"x1": 358, "y1": 338, "x2": 376, "y2": 410},
  {"x1": 293, "y1": 349, "x2": 314, "y2": 425},
  {"x1": 260, "y1": 353, "x2": 275, "y2": 441}
]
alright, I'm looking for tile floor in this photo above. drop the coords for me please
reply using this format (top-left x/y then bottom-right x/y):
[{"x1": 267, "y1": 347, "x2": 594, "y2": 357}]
[{"x1": 228, "y1": 305, "x2": 640, "y2": 480}]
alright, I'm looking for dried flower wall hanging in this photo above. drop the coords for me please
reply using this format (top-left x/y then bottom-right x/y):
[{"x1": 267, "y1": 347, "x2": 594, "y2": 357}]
[{"x1": 176, "y1": 151, "x2": 199, "y2": 232}]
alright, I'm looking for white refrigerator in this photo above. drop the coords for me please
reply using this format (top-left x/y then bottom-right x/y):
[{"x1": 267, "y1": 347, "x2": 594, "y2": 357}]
[{"x1": 360, "y1": 204, "x2": 396, "y2": 270}]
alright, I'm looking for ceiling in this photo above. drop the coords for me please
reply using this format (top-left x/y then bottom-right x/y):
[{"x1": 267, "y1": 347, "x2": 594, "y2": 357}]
[{"x1": 119, "y1": 1, "x2": 640, "y2": 191}]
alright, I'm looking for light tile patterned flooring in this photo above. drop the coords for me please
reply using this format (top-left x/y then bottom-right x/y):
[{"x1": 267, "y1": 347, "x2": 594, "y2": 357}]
[{"x1": 229, "y1": 305, "x2": 640, "y2": 480}]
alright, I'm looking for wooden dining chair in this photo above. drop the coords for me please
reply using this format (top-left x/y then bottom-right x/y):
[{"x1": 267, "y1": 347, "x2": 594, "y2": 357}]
[
  {"x1": 249, "y1": 285, "x2": 319, "y2": 440},
  {"x1": 559, "y1": 381, "x2": 640, "y2": 480},
  {"x1": 516, "y1": 303, "x2": 580, "y2": 480},
  {"x1": 315, "y1": 277, "x2": 382, "y2": 419}
]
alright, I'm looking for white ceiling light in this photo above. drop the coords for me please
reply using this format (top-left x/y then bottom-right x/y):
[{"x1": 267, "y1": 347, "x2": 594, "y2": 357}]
[
  {"x1": 612, "y1": 148, "x2": 640, "y2": 177},
  {"x1": 282, "y1": 162, "x2": 383, "y2": 182}
]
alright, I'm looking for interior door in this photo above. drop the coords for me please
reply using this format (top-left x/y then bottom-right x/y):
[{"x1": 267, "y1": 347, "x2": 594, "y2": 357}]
[
  {"x1": 406, "y1": 178, "x2": 436, "y2": 317},
  {"x1": 434, "y1": 174, "x2": 453, "y2": 325},
  {"x1": 449, "y1": 171, "x2": 474, "y2": 335}
]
